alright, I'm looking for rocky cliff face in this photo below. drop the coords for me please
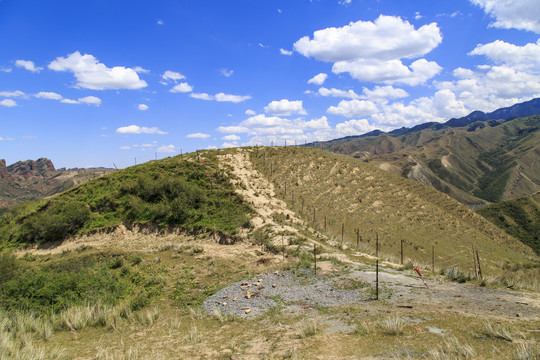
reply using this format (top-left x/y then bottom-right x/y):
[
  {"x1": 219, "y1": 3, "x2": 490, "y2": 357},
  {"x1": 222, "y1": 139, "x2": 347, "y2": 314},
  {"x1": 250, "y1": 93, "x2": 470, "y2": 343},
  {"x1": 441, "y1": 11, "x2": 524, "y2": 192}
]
[
  {"x1": 0, "y1": 159, "x2": 12, "y2": 180},
  {"x1": 7, "y1": 158, "x2": 55, "y2": 179},
  {"x1": 1, "y1": 158, "x2": 113, "y2": 209}
]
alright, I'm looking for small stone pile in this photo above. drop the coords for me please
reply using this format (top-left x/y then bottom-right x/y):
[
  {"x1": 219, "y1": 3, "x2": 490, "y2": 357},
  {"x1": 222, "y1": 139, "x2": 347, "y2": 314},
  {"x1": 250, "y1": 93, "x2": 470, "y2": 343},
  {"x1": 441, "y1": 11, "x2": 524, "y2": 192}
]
[{"x1": 203, "y1": 270, "x2": 366, "y2": 317}]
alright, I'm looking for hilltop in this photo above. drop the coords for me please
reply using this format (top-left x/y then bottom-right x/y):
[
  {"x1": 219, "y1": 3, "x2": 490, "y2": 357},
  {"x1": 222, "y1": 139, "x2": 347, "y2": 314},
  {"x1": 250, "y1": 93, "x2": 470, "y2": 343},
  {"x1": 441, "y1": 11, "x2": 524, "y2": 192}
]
[
  {"x1": 0, "y1": 158, "x2": 114, "y2": 210},
  {"x1": 0, "y1": 148, "x2": 538, "y2": 359}
]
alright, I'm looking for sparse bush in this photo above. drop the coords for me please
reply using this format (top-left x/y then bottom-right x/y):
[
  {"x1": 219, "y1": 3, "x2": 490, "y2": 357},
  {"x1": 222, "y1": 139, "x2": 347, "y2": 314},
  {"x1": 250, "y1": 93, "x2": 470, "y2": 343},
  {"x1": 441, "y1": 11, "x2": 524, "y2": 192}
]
[{"x1": 18, "y1": 199, "x2": 91, "y2": 244}]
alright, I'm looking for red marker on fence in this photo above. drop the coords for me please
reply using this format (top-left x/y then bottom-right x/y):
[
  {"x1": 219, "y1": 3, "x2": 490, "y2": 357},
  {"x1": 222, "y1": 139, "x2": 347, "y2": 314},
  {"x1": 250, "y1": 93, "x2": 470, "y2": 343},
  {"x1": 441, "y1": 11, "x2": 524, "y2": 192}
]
[{"x1": 409, "y1": 259, "x2": 429, "y2": 289}]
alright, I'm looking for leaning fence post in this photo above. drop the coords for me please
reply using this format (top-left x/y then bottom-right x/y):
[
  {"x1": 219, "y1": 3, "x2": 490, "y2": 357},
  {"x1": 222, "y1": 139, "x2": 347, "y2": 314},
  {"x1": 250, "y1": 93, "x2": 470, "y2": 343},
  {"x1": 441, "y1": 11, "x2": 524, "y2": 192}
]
[
  {"x1": 472, "y1": 244, "x2": 478, "y2": 279},
  {"x1": 476, "y1": 250, "x2": 483, "y2": 280}
]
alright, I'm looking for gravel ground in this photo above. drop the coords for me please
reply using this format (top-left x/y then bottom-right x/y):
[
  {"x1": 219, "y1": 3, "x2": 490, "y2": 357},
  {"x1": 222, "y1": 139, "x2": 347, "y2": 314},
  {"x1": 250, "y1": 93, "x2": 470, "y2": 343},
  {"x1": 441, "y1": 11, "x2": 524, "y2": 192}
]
[
  {"x1": 203, "y1": 266, "x2": 540, "y2": 320},
  {"x1": 203, "y1": 269, "x2": 368, "y2": 318}
]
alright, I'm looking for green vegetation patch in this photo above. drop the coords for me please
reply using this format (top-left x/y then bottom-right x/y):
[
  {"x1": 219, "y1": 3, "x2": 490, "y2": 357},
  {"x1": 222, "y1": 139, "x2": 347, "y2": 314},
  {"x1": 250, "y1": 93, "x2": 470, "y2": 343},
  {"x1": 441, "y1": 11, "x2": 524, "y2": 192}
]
[
  {"x1": 0, "y1": 251, "x2": 153, "y2": 314},
  {"x1": 0, "y1": 153, "x2": 251, "y2": 248},
  {"x1": 478, "y1": 193, "x2": 540, "y2": 255}
]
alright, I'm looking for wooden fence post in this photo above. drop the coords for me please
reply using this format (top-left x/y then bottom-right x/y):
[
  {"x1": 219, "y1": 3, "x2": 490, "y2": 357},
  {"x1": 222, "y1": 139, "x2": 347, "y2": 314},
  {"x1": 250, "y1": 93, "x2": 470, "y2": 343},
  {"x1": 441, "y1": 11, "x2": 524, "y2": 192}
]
[
  {"x1": 375, "y1": 232, "x2": 379, "y2": 300},
  {"x1": 314, "y1": 244, "x2": 317, "y2": 275},
  {"x1": 432, "y1": 245, "x2": 435, "y2": 273},
  {"x1": 282, "y1": 235, "x2": 285, "y2": 262},
  {"x1": 400, "y1": 239, "x2": 404, "y2": 265}
]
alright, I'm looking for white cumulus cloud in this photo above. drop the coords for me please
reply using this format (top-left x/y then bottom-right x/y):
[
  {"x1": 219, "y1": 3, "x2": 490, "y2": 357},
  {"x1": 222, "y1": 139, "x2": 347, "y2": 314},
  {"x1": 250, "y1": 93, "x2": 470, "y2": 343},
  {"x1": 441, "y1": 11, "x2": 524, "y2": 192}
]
[
  {"x1": 307, "y1": 73, "x2": 328, "y2": 85},
  {"x1": 161, "y1": 70, "x2": 185, "y2": 81},
  {"x1": 264, "y1": 99, "x2": 307, "y2": 116},
  {"x1": 215, "y1": 93, "x2": 251, "y2": 103},
  {"x1": 470, "y1": 0, "x2": 540, "y2": 33},
  {"x1": 190, "y1": 92, "x2": 251, "y2": 103},
  {"x1": 294, "y1": 15, "x2": 441, "y2": 62},
  {"x1": 138, "y1": 104, "x2": 149, "y2": 111},
  {"x1": 190, "y1": 93, "x2": 213, "y2": 101},
  {"x1": 327, "y1": 99, "x2": 378, "y2": 118},
  {"x1": 222, "y1": 134, "x2": 241, "y2": 141},
  {"x1": 293, "y1": 15, "x2": 442, "y2": 85},
  {"x1": 78, "y1": 96, "x2": 102, "y2": 106},
  {"x1": 116, "y1": 125, "x2": 167, "y2": 135},
  {"x1": 280, "y1": 48, "x2": 293, "y2": 55},
  {"x1": 316, "y1": 87, "x2": 361, "y2": 99},
  {"x1": 15, "y1": 60, "x2": 43, "y2": 73},
  {"x1": 332, "y1": 58, "x2": 442, "y2": 86},
  {"x1": 35, "y1": 92, "x2": 63, "y2": 100},
  {"x1": 186, "y1": 132, "x2": 211, "y2": 139},
  {"x1": 48, "y1": 51, "x2": 147, "y2": 90},
  {"x1": 220, "y1": 68, "x2": 234, "y2": 77},
  {"x1": 133, "y1": 66, "x2": 150, "y2": 74},
  {"x1": 434, "y1": 37, "x2": 540, "y2": 112},
  {"x1": 157, "y1": 145, "x2": 176, "y2": 153},
  {"x1": 362, "y1": 85, "x2": 409, "y2": 101},
  {"x1": 170, "y1": 82, "x2": 193, "y2": 93},
  {"x1": 469, "y1": 39, "x2": 540, "y2": 70},
  {"x1": 0, "y1": 90, "x2": 26, "y2": 98},
  {"x1": 0, "y1": 99, "x2": 17, "y2": 107}
]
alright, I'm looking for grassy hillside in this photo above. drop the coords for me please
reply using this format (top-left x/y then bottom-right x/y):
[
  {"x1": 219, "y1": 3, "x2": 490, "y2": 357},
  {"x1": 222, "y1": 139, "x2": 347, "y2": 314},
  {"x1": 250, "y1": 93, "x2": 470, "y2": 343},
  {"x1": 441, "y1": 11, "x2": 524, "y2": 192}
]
[
  {"x1": 250, "y1": 146, "x2": 537, "y2": 273},
  {"x1": 321, "y1": 115, "x2": 540, "y2": 206},
  {"x1": 478, "y1": 192, "x2": 540, "y2": 255},
  {"x1": 0, "y1": 148, "x2": 538, "y2": 359},
  {"x1": 0, "y1": 152, "x2": 251, "y2": 249}
]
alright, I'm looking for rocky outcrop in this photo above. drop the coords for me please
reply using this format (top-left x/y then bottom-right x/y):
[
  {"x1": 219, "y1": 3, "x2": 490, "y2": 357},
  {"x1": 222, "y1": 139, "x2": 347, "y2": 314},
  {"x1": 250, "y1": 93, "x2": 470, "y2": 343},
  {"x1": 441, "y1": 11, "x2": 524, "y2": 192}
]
[
  {"x1": 7, "y1": 158, "x2": 55, "y2": 179},
  {"x1": 0, "y1": 159, "x2": 11, "y2": 180}
]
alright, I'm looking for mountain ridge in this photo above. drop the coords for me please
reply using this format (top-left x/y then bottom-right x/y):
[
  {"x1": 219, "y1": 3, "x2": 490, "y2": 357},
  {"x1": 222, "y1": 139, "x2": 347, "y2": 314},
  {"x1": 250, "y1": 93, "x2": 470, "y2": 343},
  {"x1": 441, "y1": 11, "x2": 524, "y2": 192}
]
[{"x1": 315, "y1": 98, "x2": 540, "y2": 206}]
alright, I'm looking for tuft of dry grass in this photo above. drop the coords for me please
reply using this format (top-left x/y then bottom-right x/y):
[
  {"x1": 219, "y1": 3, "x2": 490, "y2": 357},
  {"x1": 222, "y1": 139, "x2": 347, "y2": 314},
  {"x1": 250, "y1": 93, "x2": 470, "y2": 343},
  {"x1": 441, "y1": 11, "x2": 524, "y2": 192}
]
[
  {"x1": 380, "y1": 316, "x2": 405, "y2": 336},
  {"x1": 61, "y1": 304, "x2": 94, "y2": 331},
  {"x1": 188, "y1": 306, "x2": 205, "y2": 321},
  {"x1": 188, "y1": 323, "x2": 203, "y2": 344},
  {"x1": 297, "y1": 318, "x2": 320, "y2": 338},
  {"x1": 481, "y1": 320, "x2": 523, "y2": 342},
  {"x1": 513, "y1": 340, "x2": 540, "y2": 360},
  {"x1": 428, "y1": 336, "x2": 476, "y2": 359}
]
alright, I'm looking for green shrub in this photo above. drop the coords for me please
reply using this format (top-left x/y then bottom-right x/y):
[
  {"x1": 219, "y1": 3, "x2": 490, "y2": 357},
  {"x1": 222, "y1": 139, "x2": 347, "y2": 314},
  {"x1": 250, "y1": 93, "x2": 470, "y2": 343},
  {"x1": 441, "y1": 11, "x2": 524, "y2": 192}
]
[
  {"x1": 0, "y1": 254, "x2": 134, "y2": 314},
  {"x1": 18, "y1": 200, "x2": 90, "y2": 244}
]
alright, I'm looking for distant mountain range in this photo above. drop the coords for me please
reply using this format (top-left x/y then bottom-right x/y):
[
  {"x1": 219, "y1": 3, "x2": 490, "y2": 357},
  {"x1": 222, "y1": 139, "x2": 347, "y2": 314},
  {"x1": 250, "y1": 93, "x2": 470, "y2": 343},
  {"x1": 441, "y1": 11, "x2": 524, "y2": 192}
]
[
  {"x1": 315, "y1": 98, "x2": 540, "y2": 206},
  {"x1": 0, "y1": 158, "x2": 113, "y2": 209}
]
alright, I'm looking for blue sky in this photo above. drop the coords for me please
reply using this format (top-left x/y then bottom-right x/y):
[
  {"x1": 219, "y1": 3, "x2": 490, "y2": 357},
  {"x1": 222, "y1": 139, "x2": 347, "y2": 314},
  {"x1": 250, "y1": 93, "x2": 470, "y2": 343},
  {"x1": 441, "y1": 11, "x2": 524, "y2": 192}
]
[{"x1": 1, "y1": 0, "x2": 540, "y2": 168}]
